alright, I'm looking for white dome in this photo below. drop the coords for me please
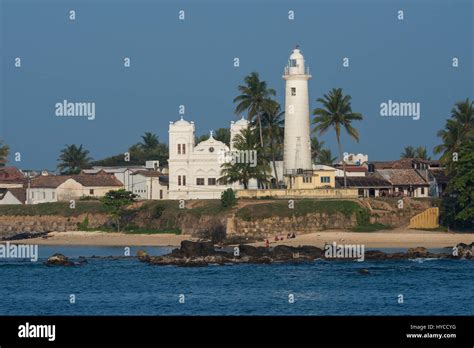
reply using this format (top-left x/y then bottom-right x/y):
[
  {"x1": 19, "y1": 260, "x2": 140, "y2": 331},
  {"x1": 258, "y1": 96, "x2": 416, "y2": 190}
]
[{"x1": 290, "y1": 48, "x2": 304, "y2": 60}]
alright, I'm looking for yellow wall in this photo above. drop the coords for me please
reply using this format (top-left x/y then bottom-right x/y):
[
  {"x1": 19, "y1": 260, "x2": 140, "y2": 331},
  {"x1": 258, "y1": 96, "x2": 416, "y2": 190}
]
[
  {"x1": 408, "y1": 207, "x2": 439, "y2": 229},
  {"x1": 285, "y1": 170, "x2": 336, "y2": 190},
  {"x1": 236, "y1": 188, "x2": 358, "y2": 199}
]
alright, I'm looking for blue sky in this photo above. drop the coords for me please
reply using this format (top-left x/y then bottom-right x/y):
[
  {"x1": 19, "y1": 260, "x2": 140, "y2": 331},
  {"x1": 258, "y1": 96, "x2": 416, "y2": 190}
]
[{"x1": 1, "y1": 0, "x2": 473, "y2": 170}]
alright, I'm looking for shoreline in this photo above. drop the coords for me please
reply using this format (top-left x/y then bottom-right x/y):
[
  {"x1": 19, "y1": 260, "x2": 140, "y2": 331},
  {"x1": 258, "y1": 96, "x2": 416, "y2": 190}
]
[{"x1": 2, "y1": 229, "x2": 474, "y2": 249}]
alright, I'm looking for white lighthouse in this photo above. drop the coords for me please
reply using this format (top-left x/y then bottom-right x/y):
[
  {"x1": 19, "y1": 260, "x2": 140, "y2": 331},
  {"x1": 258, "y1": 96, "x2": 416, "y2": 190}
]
[{"x1": 283, "y1": 46, "x2": 312, "y2": 174}]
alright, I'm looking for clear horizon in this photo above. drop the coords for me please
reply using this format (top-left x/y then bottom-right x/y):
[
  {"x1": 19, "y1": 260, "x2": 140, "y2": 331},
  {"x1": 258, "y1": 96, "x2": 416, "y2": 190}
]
[{"x1": 1, "y1": 0, "x2": 473, "y2": 170}]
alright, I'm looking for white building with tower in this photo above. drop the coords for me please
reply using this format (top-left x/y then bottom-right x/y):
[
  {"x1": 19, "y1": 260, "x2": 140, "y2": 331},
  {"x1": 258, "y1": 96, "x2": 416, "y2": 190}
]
[
  {"x1": 168, "y1": 116, "x2": 250, "y2": 199},
  {"x1": 283, "y1": 46, "x2": 313, "y2": 175}
]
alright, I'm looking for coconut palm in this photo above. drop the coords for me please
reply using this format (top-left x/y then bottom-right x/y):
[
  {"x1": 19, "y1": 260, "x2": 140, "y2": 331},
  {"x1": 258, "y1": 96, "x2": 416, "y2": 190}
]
[
  {"x1": 434, "y1": 99, "x2": 474, "y2": 170},
  {"x1": 233, "y1": 72, "x2": 276, "y2": 147},
  {"x1": 313, "y1": 88, "x2": 363, "y2": 188},
  {"x1": 317, "y1": 149, "x2": 337, "y2": 166},
  {"x1": 415, "y1": 146, "x2": 430, "y2": 160},
  {"x1": 57, "y1": 144, "x2": 92, "y2": 174},
  {"x1": 261, "y1": 101, "x2": 284, "y2": 186},
  {"x1": 219, "y1": 128, "x2": 270, "y2": 189},
  {"x1": 400, "y1": 146, "x2": 416, "y2": 158},
  {"x1": 311, "y1": 137, "x2": 325, "y2": 164},
  {"x1": 140, "y1": 132, "x2": 160, "y2": 152},
  {"x1": 0, "y1": 139, "x2": 9, "y2": 166}
]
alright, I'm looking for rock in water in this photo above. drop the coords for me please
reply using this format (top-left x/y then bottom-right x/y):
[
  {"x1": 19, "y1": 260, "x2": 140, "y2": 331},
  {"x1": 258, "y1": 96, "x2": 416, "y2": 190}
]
[
  {"x1": 407, "y1": 247, "x2": 429, "y2": 258},
  {"x1": 180, "y1": 240, "x2": 215, "y2": 257},
  {"x1": 136, "y1": 249, "x2": 149, "y2": 262},
  {"x1": 46, "y1": 253, "x2": 74, "y2": 266},
  {"x1": 358, "y1": 269, "x2": 370, "y2": 275}
]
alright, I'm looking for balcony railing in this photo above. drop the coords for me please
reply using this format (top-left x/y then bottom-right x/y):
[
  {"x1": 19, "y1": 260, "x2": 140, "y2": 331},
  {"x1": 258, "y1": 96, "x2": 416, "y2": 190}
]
[{"x1": 283, "y1": 66, "x2": 310, "y2": 75}]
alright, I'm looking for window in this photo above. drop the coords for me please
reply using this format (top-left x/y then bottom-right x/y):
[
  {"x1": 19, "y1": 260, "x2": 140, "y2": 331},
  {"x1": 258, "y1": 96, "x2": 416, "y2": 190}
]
[
  {"x1": 289, "y1": 59, "x2": 297, "y2": 67},
  {"x1": 89, "y1": 189, "x2": 94, "y2": 195},
  {"x1": 43, "y1": 192, "x2": 46, "y2": 199},
  {"x1": 177, "y1": 144, "x2": 181, "y2": 154},
  {"x1": 182, "y1": 175, "x2": 186, "y2": 186},
  {"x1": 208, "y1": 178, "x2": 216, "y2": 186},
  {"x1": 320, "y1": 176, "x2": 330, "y2": 183},
  {"x1": 178, "y1": 175, "x2": 181, "y2": 186},
  {"x1": 182, "y1": 144, "x2": 186, "y2": 154},
  {"x1": 160, "y1": 190, "x2": 163, "y2": 199},
  {"x1": 421, "y1": 187, "x2": 425, "y2": 194},
  {"x1": 196, "y1": 178, "x2": 205, "y2": 185},
  {"x1": 302, "y1": 176, "x2": 312, "y2": 183},
  {"x1": 291, "y1": 87, "x2": 296, "y2": 96}
]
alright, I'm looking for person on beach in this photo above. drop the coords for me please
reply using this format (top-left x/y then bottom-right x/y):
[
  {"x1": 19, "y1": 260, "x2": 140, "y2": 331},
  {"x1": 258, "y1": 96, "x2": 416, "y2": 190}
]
[{"x1": 265, "y1": 239, "x2": 270, "y2": 248}]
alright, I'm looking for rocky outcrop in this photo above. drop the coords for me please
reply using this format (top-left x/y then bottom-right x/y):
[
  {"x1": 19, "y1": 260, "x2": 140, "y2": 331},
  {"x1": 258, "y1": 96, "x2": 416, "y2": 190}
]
[
  {"x1": 45, "y1": 253, "x2": 75, "y2": 266},
  {"x1": 139, "y1": 241, "x2": 473, "y2": 267}
]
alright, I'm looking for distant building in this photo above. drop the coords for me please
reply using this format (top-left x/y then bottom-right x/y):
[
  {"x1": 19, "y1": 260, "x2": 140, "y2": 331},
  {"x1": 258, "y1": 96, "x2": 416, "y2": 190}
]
[
  {"x1": 130, "y1": 170, "x2": 168, "y2": 200},
  {"x1": 428, "y1": 168, "x2": 451, "y2": 197},
  {"x1": 375, "y1": 169, "x2": 429, "y2": 197},
  {"x1": 0, "y1": 167, "x2": 26, "y2": 189},
  {"x1": 340, "y1": 153, "x2": 368, "y2": 166},
  {"x1": 0, "y1": 188, "x2": 26, "y2": 205},
  {"x1": 28, "y1": 173, "x2": 123, "y2": 203},
  {"x1": 285, "y1": 165, "x2": 336, "y2": 190},
  {"x1": 334, "y1": 165, "x2": 367, "y2": 177},
  {"x1": 335, "y1": 176, "x2": 391, "y2": 198},
  {"x1": 168, "y1": 117, "x2": 249, "y2": 200}
]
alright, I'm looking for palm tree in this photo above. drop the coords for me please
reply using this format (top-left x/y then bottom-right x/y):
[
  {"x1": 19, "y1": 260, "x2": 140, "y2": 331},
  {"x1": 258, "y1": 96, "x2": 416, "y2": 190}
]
[
  {"x1": 317, "y1": 149, "x2": 337, "y2": 166},
  {"x1": 0, "y1": 139, "x2": 9, "y2": 166},
  {"x1": 219, "y1": 128, "x2": 270, "y2": 189},
  {"x1": 233, "y1": 72, "x2": 276, "y2": 147},
  {"x1": 434, "y1": 99, "x2": 474, "y2": 170},
  {"x1": 313, "y1": 88, "x2": 363, "y2": 188},
  {"x1": 400, "y1": 145, "x2": 416, "y2": 158},
  {"x1": 311, "y1": 137, "x2": 325, "y2": 164},
  {"x1": 140, "y1": 132, "x2": 160, "y2": 152},
  {"x1": 261, "y1": 101, "x2": 284, "y2": 186},
  {"x1": 415, "y1": 146, "x2": 430, "y2": 160},
  {"x1": 57, "y1": 144, "x2": 92, "y2": 174}
]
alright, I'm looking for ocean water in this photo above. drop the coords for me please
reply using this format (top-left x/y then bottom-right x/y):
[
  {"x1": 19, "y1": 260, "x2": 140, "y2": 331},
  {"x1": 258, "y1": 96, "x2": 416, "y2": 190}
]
[{"x1": 0, "y1": 246, "x2": 473, "y2": 315}]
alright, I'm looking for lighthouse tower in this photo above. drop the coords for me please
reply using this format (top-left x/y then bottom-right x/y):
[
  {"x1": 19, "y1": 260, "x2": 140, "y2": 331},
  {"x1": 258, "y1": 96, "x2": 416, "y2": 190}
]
[{"x1": 283, "y1": 46, "x2": 312, "y2": 174}]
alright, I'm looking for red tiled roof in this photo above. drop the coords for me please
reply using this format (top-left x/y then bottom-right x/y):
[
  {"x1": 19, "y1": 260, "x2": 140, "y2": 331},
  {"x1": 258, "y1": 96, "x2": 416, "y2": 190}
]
[
  {"x1": 31, "y1": 174, "x2": 123, "y2": 188},
  {"x1": 30, "y1": 176, "x2": 71, "y2": 188},
  {"x1": 0, "y1": 167, "x2": 26, "y2": 184},
  {"x1": 376, "y1": 169, "x2": 428, "y2": 186}
]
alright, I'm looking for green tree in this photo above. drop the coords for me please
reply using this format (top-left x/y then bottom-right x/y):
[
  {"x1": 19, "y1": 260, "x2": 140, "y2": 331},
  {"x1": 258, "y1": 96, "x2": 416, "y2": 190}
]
[
  {"x1": 221, "y1": 188, "x2": 237, "y2": 207},
  {"x1": 415, "y1": 146, "x2": 430, "y2": 160},
  {"x1": 219, "y1": 128, "x2": 270, "y2": 189},
  {"x1": 440, "y1": 139, "x2": 474, "y2": 229},
  {"x1": 434, "y1": 99, "x2": 474, "y2": 171},
  {"x1": 101, "y1": 189, "x2": 137, "y2": 232},
  {"x1": 400, "y1": 145, "x2": 416, "y2": 158},
  {"x1": 311, "y1": 137, "x2": 325, "y2": 164},
  {"x1": 317, "y1": 149, "x2": 337, "y2": 166},
  {"x1": 261, "y1": 101, "x2": 284, "y2": 186},
  {"x1": 0, "y1": 139, "x2": 9, "y2": 166},
  {"x1": 140, "y1": 132, "x2": 160, "y2": 151},
  {"x1": 195, "y1": 128, "x2": 231, "y2": 146},
  {"x1": 57, "y1": 144, "x2": 92, "y2": 174},
  {"x1": 234, "y1": 72, "x2": 276, "y2": 147},
  {"x1": 92, "y1": 132, "x2": 169, "y2": 167},
  {"x1": 313, "y1": 88, "x2": 363, "y2": 188}
]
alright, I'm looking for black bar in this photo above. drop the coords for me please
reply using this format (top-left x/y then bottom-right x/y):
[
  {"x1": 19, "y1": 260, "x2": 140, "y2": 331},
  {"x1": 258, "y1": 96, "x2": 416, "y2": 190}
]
[{"x1": 0, "y1": 316, "x2": 472, "y2": 346}]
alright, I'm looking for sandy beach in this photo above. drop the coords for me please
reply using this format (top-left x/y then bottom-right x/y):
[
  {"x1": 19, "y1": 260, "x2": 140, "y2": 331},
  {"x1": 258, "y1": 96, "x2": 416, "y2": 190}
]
[{"x1": 4, "y1": 229, "x2": 474, "y2": 248}]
